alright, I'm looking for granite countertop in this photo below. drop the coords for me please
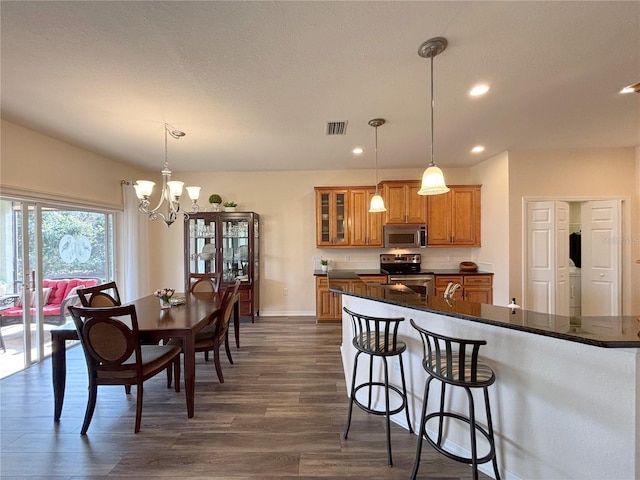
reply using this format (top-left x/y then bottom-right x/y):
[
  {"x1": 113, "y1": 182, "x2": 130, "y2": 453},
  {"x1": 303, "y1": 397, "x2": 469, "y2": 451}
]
[
  {"x1": 429, "y1": 269, "x2": 494, "y2": 276},
  {"x1": 313, "y1": 269, "x2": 494, "y2": 277},
  {"x1": 314, "y1": 269, "x2": 384, "y2": 277},
  {"x1": 328, "y1": 274, "x2": 640, "y2": 348}
]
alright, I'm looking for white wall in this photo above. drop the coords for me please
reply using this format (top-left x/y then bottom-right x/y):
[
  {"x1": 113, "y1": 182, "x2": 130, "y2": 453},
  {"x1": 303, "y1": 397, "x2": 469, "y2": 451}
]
[
  {"x1": 148, "y1": 167, "x2": 479, "y2": 316},
  {"x1": 470, "y1": 151, "x2": 510, "y2": 306},
  {"x1": 3, "y1": 121, "x2": 638, "y2": 317},
  {"x1": 0, "y1": 120, "x2": 148, "y2": 290},
  {"x1": 507, "y1": 148, "x2": 638, "y2": 314}
]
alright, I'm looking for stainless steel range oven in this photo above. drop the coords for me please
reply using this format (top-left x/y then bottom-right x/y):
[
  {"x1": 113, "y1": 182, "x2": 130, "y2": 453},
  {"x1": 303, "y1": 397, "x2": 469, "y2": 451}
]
[{"x1": 380, "y1": 254, "x2": 434, "y2": 297}]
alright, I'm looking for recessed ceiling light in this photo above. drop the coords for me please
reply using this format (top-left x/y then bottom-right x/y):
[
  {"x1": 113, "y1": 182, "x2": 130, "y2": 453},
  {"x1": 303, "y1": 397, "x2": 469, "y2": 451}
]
[
  {"x1": 469, "y1": 84, "x2": 490, "y2": 97},
  {"x1": 620, "y1": 82, "x2": 640, "y2": 94},
  {"x1": 471, "y1": 145, "x2": 485, "y2": 153},
  {"x1": 352, "y1": 147, "x2": 364, "y2": 155}
]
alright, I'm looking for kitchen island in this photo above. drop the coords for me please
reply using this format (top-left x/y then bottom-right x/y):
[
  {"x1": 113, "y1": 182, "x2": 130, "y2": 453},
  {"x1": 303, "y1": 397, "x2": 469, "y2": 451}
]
[{"x1": 331, "y1": 272, "x2": 640, "y2": 480}]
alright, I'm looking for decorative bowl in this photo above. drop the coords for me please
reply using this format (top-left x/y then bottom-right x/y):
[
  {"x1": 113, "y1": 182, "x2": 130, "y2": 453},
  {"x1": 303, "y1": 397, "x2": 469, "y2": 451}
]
[{"x1": 459, "y1": 261, "x2": 478, "y2": 272}]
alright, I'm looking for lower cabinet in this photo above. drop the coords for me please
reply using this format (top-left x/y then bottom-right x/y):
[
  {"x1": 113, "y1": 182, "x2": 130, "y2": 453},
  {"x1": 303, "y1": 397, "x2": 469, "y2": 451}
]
[
  {"x1": 239, "y1": 286, "x2": 253, "y2": 317},
  {"x1": 315, "y1": 274, "x2": 387, "y2": 322},
  {"x1": 433, "y1": 274, "x2": 493, "y2": 304}
]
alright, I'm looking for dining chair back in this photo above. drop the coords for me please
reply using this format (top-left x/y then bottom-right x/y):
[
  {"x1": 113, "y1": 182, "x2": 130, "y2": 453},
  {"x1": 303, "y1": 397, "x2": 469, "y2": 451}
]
[
  {"x1": 189, "y1": 273, "x2": 222, "y2": 293},
  {"x1": 77, "y1": 281, "x2": 122, "y2": 307},
  {"x1": 167, "y1": 279, "x2": 240, "y2": 387},
  {"x1": 68, "y1": 304, "x2": 182, "y2": 434}
]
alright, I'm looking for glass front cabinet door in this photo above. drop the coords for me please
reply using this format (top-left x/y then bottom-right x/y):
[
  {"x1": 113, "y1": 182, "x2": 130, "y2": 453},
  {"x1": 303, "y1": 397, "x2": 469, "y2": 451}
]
[{"x1": 184, "y1": 212, "x2": 260, "y2": 321}]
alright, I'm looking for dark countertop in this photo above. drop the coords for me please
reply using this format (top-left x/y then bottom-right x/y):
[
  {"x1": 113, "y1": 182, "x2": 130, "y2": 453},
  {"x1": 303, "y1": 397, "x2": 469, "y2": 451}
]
[
  {"x1": 313, "y1": 269, "x2": 494, "y2": 277},
  {"x1": 429, "y1": 269, "x2": 494, "y2": 276},
  {"x1": 314, "y1": 269, "x2": 385, "y2": 277},
  {"x1": 328, "y1": 273, "x2": 640, "y2": 348}
]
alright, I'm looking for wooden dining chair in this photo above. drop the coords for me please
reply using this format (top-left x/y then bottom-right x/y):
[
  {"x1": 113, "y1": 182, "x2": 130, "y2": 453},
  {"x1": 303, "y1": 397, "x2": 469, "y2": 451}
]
[
  {"x1": 188, "y1": 273, "x2": 222, "y2": 293},
  {"x1": 168, "y1": 279, "x2": 240, "y2": 388},
  {"x1": 77, "y1": 281, "x2": 122, "y2": 307},
  {"x1": 68, "y1": 304, "x2": 183, "y2": 434}
]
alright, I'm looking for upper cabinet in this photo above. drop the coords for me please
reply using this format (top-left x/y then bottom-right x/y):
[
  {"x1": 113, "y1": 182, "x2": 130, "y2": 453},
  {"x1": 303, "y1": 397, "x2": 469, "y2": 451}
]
[
  {"x1": 349, "y1": 188, "x2": 383, "y2": 247},
  {"x1": 315, "y1": 188, "x2": 349, "y2": 247},
  {"x1": 427, "y1": 185, "x2": 481, "y2": 247},
  {"x1": 314, "y1": 183, "x2": 481, "y2": 249},
  {"x1": 381, "y1": 181, "x2": 427, "y2": 224},
  {"x1": 315, "y1": 187, "x2": 384, "y2": 247}
]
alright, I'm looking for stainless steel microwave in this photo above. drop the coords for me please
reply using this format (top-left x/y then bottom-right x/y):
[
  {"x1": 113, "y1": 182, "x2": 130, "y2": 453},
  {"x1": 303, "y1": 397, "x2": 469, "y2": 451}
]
[{"x1": 384, "y1": 225, "x2": 427, "y2": 248}]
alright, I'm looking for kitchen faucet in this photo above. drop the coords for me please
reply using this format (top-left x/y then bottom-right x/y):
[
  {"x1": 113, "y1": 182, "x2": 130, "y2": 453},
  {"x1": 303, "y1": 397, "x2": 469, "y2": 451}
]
[{"x1": 444, "y1": 282, "x2": 462, "y2": 301}]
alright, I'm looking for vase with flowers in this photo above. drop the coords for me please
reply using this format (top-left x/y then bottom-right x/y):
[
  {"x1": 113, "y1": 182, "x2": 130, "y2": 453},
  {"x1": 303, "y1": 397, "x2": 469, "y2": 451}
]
[{"x1": 154, "y1": 288, "x2": 175, "y2": 309}]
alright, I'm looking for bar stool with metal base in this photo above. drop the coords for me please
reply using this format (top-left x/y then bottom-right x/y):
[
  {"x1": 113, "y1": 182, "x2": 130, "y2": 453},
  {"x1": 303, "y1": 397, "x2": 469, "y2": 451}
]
[
  {"x1": 343, "y1": 307, "x2": 413, "y2": 466},
  {"x1": 410, "y1": 319, "x2": 500, "y2": 480}
]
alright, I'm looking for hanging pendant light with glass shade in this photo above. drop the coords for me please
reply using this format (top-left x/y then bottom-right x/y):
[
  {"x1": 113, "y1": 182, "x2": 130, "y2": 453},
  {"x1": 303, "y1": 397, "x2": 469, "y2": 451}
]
[
  {"x1": 417, "y1": 37, "x2": 450, "y2": 196},
  {"x1": 368, "y1": 118, "x2": 387, "y2": 212}
]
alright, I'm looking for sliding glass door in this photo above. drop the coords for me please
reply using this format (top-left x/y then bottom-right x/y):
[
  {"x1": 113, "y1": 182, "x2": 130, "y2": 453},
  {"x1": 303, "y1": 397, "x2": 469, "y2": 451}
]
[{"x1": 0, "y1": 197, "x2": 116, "y2": 378}]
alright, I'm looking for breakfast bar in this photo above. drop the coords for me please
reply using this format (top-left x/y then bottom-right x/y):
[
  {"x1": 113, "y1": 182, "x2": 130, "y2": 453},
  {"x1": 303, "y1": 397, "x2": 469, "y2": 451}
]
[{"x1": 331, "y1": 272, "x2": 640, "y2": 480}]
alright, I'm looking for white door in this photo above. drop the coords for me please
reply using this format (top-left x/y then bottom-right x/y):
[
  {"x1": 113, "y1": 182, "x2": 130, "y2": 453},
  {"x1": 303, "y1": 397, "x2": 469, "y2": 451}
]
[
  {"x1": 581, "y1": 200, "x2": 621, "y2": 316},
  {"x1": 525, "y1": 201, "x2": 570, "y2": 315}
]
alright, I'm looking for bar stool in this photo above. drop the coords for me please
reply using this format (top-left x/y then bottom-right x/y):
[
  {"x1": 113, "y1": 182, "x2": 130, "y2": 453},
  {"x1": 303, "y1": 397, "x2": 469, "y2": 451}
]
[
  {"x1": 409, "y1": 319, "x2": 500, "y2": 480},
  {"x1": 343, "y1": 307, "x2": 413, "y2": 466}
]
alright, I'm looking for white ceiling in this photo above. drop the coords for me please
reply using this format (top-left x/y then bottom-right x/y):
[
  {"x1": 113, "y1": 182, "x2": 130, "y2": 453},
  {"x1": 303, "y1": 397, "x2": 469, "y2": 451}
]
[{"x1": 1, "y1": 1, "x2": 639, "y2": 173}]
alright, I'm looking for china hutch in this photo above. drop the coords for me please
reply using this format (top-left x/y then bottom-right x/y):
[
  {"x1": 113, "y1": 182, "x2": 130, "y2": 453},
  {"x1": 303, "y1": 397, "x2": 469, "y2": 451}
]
[{"x1": 184, "y1": 212, "x2": 260, "y2": 321}]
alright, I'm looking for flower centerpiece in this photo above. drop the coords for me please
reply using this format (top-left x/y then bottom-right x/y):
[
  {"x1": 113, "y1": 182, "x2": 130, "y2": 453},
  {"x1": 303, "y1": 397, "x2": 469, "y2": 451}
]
[{"x1": 154, "y1": 288, "x2": 175, "y2": 309}]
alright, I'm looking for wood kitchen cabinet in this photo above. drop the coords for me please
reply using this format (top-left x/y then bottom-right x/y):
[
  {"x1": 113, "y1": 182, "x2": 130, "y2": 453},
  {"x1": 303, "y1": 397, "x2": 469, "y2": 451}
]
[
  {"x1": 427, "y1": 185, "x2": 481, "y2": 246},
  {"x1": 382, "y1": 180, "x2": 427, "y2": 224},
  {"x1": 349, "y1": 188, "x2": 384, "y2": 247},
  {"x1": 316, "y1": 277, "x2": 348, "y2": 322},
  {"x1": 433, "y1": 273, "x2": 493, "y2": 304},
  {"x1": 315, "y1": 274, "x2": 387, "y2": 322},
  {"x1": 315, "y1": 188, "x2": 349, "y2": 247}
]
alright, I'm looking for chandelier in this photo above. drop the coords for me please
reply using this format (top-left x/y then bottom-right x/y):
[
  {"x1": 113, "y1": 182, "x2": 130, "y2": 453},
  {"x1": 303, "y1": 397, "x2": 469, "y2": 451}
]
[
  {"x1": 134, "y1": 123, "x2": 201, "y2": 226},
  {"x1": 417, "y1": 37, "x2": 450, "y2": 196}
]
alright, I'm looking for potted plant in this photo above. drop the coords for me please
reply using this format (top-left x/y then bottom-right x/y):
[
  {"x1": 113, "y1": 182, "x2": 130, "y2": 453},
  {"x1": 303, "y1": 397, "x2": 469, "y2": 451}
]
[
  {"x1": 208, "y1": 194, "x2": 222, "y2": 212},
  {"x1": 320, "y1": 259, "x2": 329, "y2": 272},
  {"x1": 223, "y1": 201, "x2": 237, "y2": 212}
]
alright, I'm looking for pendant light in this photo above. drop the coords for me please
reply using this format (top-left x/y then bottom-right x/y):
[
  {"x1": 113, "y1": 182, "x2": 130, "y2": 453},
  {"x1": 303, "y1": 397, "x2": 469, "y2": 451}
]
[
  {"x1": 417, "y1": 37, "x2": 450, "y2": 196},
  {"x1": 368, "y1": 118, "x2": 387, "y2": 212}
]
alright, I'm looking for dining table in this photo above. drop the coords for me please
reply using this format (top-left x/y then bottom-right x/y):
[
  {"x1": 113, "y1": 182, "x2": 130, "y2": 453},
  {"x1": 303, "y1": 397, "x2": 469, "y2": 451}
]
[{"x1": 51, "y1": 291, "x2": 238, "y2": 421}]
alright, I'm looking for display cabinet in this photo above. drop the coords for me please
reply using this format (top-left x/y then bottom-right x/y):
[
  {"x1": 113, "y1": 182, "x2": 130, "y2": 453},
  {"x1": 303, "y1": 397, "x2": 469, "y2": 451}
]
[
  {"x1": 184, "y1": 212, "x2": 260, "y2": 321},
  {"x1": 315, "y1": 187, "x2": 349, "y2": 247}
]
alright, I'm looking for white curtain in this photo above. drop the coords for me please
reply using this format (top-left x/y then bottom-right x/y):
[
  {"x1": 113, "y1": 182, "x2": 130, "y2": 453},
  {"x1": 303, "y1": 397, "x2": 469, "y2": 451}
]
[{"x1": 122, "y1": 183, "x2": 150, "y2": 302}]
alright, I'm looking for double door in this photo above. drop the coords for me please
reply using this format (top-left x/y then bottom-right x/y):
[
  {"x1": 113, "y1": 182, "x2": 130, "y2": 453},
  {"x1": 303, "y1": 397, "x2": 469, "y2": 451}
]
[
  {"x1": 427, "y1": 185, "x2": 481, "y2": 246},
  {"x1": 184, "y1": 212, "x2": 260, "y2": 321}
]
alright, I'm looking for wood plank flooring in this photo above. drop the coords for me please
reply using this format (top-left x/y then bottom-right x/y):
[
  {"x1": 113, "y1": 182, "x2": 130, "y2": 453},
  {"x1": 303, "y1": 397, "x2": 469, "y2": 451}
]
[{"x1": 1, "y1": 316, "x2": 490, "y2": 479}]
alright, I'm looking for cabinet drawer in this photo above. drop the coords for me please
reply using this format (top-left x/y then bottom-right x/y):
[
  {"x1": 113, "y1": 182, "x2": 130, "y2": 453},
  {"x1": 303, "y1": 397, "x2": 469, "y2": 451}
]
[
  {"x1": 434, "y1": 275, "x2": 463, "y2": 287},
  {"x1": 359, "y1": 275, "x2": 387, "y2": 284},
  {"x1": 463, "y1": 275, "x2": 493, "y2": 286}
]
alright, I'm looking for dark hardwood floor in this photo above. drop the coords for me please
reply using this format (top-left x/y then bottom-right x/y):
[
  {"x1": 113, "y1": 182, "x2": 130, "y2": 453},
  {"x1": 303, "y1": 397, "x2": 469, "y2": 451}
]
[{"x1": 1, "y1": 316, "x2": 490, "y2": 479}]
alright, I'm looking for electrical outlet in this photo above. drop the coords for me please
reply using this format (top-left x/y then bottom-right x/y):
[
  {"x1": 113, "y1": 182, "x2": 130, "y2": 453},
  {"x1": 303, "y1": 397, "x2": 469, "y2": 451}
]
[
  {"x1": 283, "y1": 288, "x2": 288, "y2": 296},
  {"x1": 345, "y1": 255, "x2": 351, "y2": 262}
]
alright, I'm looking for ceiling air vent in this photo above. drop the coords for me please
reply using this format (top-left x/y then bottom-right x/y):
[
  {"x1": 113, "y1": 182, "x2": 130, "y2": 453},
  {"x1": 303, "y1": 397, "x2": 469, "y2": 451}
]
[{"x1": 326, "y1": 121, "x2": 348, "y2": 136}]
